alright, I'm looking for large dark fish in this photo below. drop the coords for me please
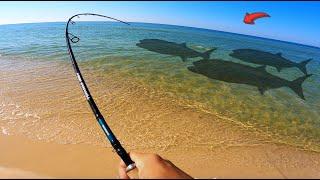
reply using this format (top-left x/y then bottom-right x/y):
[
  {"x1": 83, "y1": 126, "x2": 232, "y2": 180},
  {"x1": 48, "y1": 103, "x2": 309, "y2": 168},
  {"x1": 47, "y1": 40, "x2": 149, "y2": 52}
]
[
  {"x1": 229, "y1": 49, "x2": 312, "y2": 75},
  {"x1": 136, "y1": 39, "x2": 217, "y2": 62},
  {"x1": 188, "y1": 59, "x2": 312, "y2": 100}
]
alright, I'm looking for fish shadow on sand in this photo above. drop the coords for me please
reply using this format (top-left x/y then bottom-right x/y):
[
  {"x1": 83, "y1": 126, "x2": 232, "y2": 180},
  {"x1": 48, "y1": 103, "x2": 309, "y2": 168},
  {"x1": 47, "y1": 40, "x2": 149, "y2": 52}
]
[
  {"x1": 188, "y1": 59, "x2": 312, "y2": 100},
  {"x1": 229, "y1": 49, "x2": 312, "y2": 75},
  {"x1": 136, "y1": 39, "x2": 217, "y2": 62}
]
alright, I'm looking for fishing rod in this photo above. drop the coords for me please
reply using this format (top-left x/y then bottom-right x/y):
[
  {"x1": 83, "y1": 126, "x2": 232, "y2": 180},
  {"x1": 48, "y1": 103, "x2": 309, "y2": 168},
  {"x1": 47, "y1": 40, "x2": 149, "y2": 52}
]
[{"x1": 65, "y1": 13, "x2": 135, "y2": 172}]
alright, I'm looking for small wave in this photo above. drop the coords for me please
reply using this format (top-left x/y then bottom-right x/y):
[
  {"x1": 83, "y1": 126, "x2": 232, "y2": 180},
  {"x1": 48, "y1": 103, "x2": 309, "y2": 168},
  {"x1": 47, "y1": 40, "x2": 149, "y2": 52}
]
[{"x1": 0, "y1": 102, "x2": 41, "y2": 122}]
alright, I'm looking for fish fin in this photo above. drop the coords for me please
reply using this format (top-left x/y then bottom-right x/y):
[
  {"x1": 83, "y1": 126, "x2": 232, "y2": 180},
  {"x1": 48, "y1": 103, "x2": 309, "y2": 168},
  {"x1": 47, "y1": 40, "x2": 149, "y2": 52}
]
[
  {"x1": 258, "y1": 87, "x2": 266, "y2": 95},
  {"x1": 187, "y1": 66, "x2": 197, "y2": 73},
  {"x1": 180, "y1": 56, "x2": 187, "y2": 62},
  {"x1": 275, "y1": 66, "x2": 282, "y2": 72},
  {"x1": 201, "y1": 47, "x2": 217, "y2": 60},
  {"x1": 181, "y1": 43, "x2": 187, "y2": 47},
  {"x1": 288, "y1": 74, "x2": 312, "y2": 100},
  {"x1": 256, "y1": 65, "x2": 267, "y2": 72},
  {"x1": 276, "y1": 53, "x2": 282, "y2": 57},
  {"x1": 297, "y1": 58, "x2": 312, "y2": 75}
]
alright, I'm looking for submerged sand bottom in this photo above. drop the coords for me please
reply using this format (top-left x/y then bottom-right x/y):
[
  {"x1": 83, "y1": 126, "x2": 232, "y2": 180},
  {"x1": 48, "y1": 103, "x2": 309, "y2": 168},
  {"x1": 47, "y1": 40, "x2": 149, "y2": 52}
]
[{"x1": 0, "y1": 57, "x2": 319, "y2": 178}]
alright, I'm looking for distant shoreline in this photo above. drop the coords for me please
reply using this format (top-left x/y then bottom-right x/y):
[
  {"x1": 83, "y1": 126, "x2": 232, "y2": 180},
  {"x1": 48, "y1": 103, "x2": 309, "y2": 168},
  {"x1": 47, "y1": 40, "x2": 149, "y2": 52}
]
[{"x1": 0, "y1": 21, "x2": 319, "y2": 50}]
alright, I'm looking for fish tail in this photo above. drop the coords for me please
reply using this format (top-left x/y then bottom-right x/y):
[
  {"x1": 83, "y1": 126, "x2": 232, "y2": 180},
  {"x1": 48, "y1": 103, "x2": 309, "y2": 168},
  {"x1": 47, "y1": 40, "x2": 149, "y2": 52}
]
[
  {"x1": 201, "y1": 47, "x2": 217, "y2": 60},
  {"x1": 296, "y1": 58, "x2": 312, "y2": 75},
  {"x1": 288, "y1": 74, "x2": 312, "y2": 100}
]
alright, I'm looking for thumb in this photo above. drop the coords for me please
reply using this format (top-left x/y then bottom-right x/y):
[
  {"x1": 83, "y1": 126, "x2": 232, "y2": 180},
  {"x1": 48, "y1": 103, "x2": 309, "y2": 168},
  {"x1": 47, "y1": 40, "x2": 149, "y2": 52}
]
[
  {"x1": 129, "y1": 152, "x2": 144, "y2": 168},
  {"x1": 118, "y1": 159, "x2": 130, "y2": 179}
]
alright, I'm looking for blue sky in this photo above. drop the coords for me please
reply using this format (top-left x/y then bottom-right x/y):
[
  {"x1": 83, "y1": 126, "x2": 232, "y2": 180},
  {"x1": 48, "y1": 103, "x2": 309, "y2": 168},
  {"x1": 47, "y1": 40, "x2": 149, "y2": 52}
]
[{"x1": 0, "y1": 1, "x2": 319, "y2": 47}]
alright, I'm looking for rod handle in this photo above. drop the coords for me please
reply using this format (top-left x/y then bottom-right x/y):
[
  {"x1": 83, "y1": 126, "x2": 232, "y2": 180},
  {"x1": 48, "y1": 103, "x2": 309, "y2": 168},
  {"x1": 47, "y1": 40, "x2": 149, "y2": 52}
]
[
  {"x1": 113, "y1": 142, "x2": 138, "y2": 178},
  {"x1": 115, "y1": 144, "x2": 139, "y2": 178},
  {"x1": 113, "y1": 143, "x2": 134, "y2": 165}
]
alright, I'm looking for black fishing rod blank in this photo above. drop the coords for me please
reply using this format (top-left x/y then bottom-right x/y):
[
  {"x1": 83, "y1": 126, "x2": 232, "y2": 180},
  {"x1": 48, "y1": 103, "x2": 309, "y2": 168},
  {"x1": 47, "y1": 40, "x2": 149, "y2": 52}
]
[{"x1": 65, "y1": 13, "x2": 135, "y2": 172}]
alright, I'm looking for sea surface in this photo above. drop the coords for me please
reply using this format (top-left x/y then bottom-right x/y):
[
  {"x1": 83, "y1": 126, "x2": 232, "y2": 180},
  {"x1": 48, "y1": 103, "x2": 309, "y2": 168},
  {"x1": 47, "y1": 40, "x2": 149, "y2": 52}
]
[{"x1": 0, "y1": 21, "x2": 319, "y2": 151}]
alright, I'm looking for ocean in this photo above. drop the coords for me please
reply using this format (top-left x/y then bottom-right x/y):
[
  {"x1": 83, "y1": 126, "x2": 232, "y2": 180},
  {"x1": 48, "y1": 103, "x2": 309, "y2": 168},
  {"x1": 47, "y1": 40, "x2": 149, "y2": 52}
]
[{"x1": 0, "y1": 21, "x2": 319, "y2": 152}]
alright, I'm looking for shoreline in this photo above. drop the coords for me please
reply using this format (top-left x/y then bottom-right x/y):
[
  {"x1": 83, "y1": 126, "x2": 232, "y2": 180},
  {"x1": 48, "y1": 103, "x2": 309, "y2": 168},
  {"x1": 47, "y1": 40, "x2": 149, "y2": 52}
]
[{"x1": 0, "y1": 57, "x2": 320, "y2": 178}]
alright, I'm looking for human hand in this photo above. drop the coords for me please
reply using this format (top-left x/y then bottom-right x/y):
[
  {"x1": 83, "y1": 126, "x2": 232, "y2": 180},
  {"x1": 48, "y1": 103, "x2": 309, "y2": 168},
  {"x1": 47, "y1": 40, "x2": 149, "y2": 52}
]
[{"x1": 118, "y1": 152, "x2": 193, "y2": 179}]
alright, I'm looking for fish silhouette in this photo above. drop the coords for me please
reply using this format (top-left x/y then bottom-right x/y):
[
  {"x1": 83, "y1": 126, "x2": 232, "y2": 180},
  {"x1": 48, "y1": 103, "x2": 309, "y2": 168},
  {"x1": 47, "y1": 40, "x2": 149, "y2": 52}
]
[
  {"x1": 188, "y1": 59, "x2": 312, "y2": 100},
  {"x1": 136, "y1": 39, "x2": 217, "y2": 62},
  {"x1": 229, "y1": 49, "x2": 312, "y2": 75}
]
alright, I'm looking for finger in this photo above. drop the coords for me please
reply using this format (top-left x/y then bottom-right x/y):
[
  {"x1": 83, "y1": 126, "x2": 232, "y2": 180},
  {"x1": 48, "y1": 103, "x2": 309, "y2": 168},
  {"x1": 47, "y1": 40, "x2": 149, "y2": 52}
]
[
  {"x1": 118, "y1": 160, "x2": 130, "y2": 179},
  {"x1": 129, "y1": 151, "x2": 147, "y2": 169},
  {"x1": 119, "y1": 159, "x2": 127, "y2": 169},
  {"x1": 128, "y1": 152, "x2": 142, "y2": 164}
]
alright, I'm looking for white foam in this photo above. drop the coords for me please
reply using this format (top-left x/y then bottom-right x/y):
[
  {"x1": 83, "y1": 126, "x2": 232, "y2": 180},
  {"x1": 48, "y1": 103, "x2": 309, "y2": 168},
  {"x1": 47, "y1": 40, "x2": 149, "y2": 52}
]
[{"x1": 1, "y1": 127, "x2": 10, "y2": 135}]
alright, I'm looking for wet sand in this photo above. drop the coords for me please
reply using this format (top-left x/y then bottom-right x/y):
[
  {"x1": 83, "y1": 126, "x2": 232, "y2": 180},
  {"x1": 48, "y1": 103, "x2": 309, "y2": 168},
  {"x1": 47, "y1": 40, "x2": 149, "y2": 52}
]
[
  {"x1": 1, "y1": 134, "x2": 320, "y2": 178},
  {"x1": 0, "y1": 57, "x2": 320, "y2": 178}
]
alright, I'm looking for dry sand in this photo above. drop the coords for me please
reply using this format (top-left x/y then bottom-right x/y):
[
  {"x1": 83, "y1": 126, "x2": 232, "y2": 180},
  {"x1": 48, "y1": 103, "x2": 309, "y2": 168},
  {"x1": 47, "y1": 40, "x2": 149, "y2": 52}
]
[{"x1": 0, "y1": 57, "x2": 320, "y2": 178}]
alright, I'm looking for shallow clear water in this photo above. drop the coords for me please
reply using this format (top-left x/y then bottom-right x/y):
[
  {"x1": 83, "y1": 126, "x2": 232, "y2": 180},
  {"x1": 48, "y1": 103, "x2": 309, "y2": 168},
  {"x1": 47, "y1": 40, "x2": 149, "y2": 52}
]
[{"x1": 0, "y1": 21, "x2": 319, "y2": 151}]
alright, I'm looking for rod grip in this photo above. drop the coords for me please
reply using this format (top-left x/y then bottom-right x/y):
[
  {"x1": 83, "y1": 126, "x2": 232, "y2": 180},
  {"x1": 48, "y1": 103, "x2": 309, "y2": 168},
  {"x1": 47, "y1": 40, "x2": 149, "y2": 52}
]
[
  {"x1": 112, "y1": 141, "x2": 135, "y2": 167},
  {"x1": 113, "y1": 141, "x2": 137, "y2": 178}
]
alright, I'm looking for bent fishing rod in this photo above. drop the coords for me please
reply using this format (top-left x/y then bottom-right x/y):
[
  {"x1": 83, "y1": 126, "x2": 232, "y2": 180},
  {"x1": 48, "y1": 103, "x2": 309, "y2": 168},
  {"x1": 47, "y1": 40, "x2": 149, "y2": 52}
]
[{"x1": 65, "y1": 13, "x2": 135, "y2": 172}]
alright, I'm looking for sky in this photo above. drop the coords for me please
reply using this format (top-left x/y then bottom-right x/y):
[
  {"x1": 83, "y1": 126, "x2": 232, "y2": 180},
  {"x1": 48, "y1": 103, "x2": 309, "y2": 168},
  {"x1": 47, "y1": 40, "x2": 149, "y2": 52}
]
[{"x1": 0, "y1": 1, "x2": 319, "y2": 47}]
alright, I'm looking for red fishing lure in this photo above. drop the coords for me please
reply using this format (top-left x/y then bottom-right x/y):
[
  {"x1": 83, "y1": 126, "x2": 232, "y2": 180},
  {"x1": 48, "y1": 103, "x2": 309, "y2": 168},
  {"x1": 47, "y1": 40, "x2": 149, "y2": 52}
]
[{"x1": 244, "y1": 12, "x2": 270, "y2": 25}]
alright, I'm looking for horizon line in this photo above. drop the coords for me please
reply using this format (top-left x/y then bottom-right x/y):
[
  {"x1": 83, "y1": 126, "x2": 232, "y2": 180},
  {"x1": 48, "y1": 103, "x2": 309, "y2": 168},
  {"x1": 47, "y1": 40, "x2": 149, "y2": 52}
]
[{"x1": 0, "y1": 20, "x2": 319, "y2": 49}]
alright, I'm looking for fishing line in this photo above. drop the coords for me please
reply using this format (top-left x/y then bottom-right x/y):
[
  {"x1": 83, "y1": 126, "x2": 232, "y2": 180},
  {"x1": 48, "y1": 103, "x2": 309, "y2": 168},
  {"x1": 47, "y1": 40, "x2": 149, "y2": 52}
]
[{"x1": 65, "y1": 13, "x2": 135, "y2": 172}]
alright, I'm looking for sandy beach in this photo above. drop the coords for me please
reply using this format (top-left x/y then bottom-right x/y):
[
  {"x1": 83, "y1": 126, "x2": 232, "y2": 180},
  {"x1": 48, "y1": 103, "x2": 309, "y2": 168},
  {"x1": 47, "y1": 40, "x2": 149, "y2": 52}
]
[
  {"x1": 1, "y1": 57, "x2": 320, "y2": 178},
  {"x1": 1, "y1": 133, "x2": 320, "y2": 178}
]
